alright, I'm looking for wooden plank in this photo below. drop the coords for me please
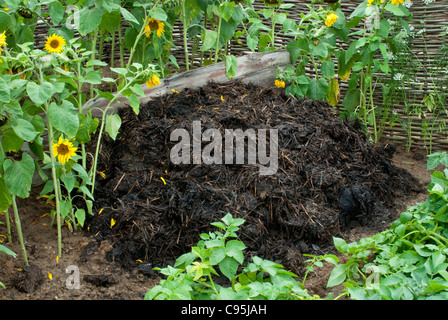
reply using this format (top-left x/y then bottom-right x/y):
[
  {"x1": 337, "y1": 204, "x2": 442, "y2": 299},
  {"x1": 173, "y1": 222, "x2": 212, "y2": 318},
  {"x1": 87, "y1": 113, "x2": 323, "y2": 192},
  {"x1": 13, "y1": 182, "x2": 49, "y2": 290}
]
[{"x1": 87, "y1": 50, "x2": 291, "y2": 117}]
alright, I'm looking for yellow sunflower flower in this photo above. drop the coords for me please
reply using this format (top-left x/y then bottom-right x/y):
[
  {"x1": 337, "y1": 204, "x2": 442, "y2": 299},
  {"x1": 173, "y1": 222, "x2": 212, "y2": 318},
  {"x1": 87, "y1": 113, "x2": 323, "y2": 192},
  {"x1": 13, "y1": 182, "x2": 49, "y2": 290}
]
[
  {"x1": 144, "y1": 18, "x2": 165, "y2": 38},
  {"x1": 325, "y1": 12, "x2": 338, "y2": 27},
  {"x1": 146, "y1": 75, "x2": 161, "y2": 88},
  {"x1": 52, "y1": 136, "x2": 77, "y2": 165},
  {"x1": 275, "y1": 80, "x2": 285, "y2": 88},
  {"x1": 44, "y1": 34, "x2": 66, "y2": 54},
  {"x1": 0, "y1": 31, "x2": 6, "y2": 49}
]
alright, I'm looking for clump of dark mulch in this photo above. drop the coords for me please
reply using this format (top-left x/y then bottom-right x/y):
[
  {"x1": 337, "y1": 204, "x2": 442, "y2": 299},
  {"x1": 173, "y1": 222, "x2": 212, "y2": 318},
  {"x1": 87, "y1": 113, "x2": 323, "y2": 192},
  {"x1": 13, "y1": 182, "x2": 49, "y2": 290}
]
[
  {"x1": 85, "y1": 81, "x2": 421, "y2": 275},
  {"x1": 12, "y1": 265, "x2": 44, "y2": 293}
]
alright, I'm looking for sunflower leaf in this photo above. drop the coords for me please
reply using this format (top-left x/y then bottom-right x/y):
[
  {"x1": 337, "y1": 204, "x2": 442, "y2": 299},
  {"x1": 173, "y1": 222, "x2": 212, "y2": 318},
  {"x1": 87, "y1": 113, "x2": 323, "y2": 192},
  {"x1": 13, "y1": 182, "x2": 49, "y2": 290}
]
[
  {"x1": 105, "y1": 113, "x2": 121, "y2": 140},
  {"x1": 3, "y1": 153, "x2": 35, "y2": 199},
  {"x1": 26, "y1": 82, "x2": 54, "y2": 106},
  {"x1": 47, "y1": 101, "x2": 79, "y2": 138},
  {"x1": 77, "y1": 7, "x2": 104, "y2": 35}
]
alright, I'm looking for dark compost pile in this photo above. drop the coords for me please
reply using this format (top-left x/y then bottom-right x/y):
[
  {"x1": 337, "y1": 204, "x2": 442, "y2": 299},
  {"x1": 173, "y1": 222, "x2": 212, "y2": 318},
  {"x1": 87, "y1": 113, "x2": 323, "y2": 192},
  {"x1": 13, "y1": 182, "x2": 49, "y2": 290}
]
[{"x1": 86, "y1": 81, "x2": 421, "y2": 275}]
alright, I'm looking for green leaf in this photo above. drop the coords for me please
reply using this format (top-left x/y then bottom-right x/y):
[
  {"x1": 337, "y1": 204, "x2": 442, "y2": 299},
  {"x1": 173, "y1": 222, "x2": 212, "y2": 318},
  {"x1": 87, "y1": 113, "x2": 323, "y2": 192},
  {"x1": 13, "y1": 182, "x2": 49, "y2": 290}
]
[
  {"x1": 60, "y1": 171, "x2": 76, "y2": 193},
  {"x1": 174, "y1": 252, "x2": 197, "y2": 268},
  {"x1": 130, "y1": 84, "x2": 145, "y2": 97},
  {"x1": 75, "y1": 208, "x2": 86, "y2": 226},
  {"x1": 120, "y1": 7, "x2": 139, "y2": 25},
  {"x1": 11, "y1": 118, "x2": 39, "y2": 141},
  {"x1": 310, "y1": 42, "x2": 328, "y2": 60},
  {"x1": 226, "y1": 240, "x2": 245, "y2": 264},
  {"x1": 218, "y1": 1, "x2": 235, "y2": 21},
  {"x1": 26, "y1": 82, "x2": 54, "y2": 106},
  {"x1": 47, "y1": 101, "x2": 79, "y2": 138},
  {"x1": 71, "y1": 163, "x2": 91, "y2": 183},
  {"x1": 321, "y1": 60, "x2": 335, "y2": 79},
  {"x1": 77, "y1": 7, "x2": 104, "y2": 35},
  {"x1": 79, "y1": 185, "x2": 94, "y2": 200},
  {"x1": 225, "y1": 55, "x2": 238, "y2": 79},
  {"x1": 100, "y1": 10, "x2": 121, "y2": 33},
  {"x1": 148, "y1": 7, "x2": 167, "y2": 21},
  {"x1": 0, "y1": 244, "x2": 16, "y2": 257},
  {"x1": 205, "y1": 239, "x2": 225, "y2": 248},
  {"x1": 384, "y1": 3, "x2": 410, "y2": 17},
  {"x1": 110, "y1": 67, "x2": 128, "y2": 75},
  {"x1": 210, "y1": 247, "x2": 226, "y2": 265},
  {"x1": 219, "y1": 256, "x2": 239, "y2": 280},
  {"x1": 76, "y1": 113, "x2": 99, "y2": 144},
  {"x1": 85, "y1": 70, "x2": 102, "y2": 85},
  {"x1": 105, "y1": 113, "x2": 121, "y2": 140},
  {"x1": 308, "y1": 78, "x2": 328, "y2": 100},
  {"x1": 0, "y1": 77, "x2": 10, "y2": 103},
  {"x1": 127, "y1": 93, "x2": 140, "y2": 115},
  {"x1": 333, "y1": 237, "x2": 348, "y2": 253},
  {"x1": 2, "y1": 129, "x2": 24, "y2": 153},
  {"x1": 0, "y1": 178, "x2": 12, "y2": 212},
  {"x1": 49, "y1": 1, "x2": 64, "y2": 25},
  {"x1": 4, "y1": 153, "x2": 35, "y2": 198},
  {"x1": 201, "y1": 29, "x2": 218, "y2": 52},
  {"x1": 435, "y1": 204, "x2": 448, "y2": 223},
  {"x1": 327, "y1": 264, "x2": 347, "y2": 288},
  {"x1": 60, "y1": 199, "x2": 72, "y2": 219},
  {"x1": 246, "y1": 34, "x2": 258, "y2": 52}
]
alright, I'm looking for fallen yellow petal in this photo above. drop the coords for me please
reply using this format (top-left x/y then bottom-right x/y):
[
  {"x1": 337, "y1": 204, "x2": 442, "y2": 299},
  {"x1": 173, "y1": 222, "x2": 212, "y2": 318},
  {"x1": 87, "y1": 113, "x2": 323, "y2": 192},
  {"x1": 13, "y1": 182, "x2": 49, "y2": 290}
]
[
  {"x1": 160, "y1": 177, "x2": 166, "y2": 185},
  {"x1": 221, "y1": 95, "x2": 225, "y2": 102},
  {"x1": 98, "y1": 208, "x2": 104, "y2": 215},
  {"x1": 99, "y1": 171, "x2": 106, "y2": 179},
  {"x1": 136, "y1": 259, "x2": 143, "y2": 263},
  {"x1": 56, "y1": 255, "x2": 59, "y2": 264},
  {"x1": 111, "y1": 218, "x2": 116, "y2": 228},
  {"x1": 48, "y1": 272, "x2": 53, "y2": 280}
]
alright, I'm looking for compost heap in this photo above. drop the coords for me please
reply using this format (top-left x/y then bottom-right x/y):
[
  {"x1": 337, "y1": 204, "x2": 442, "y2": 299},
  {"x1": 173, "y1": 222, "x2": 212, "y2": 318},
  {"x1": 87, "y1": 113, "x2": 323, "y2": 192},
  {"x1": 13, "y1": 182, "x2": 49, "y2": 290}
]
[{"x1": 86, "y1": 81, "x2": 420, "y2": 275}]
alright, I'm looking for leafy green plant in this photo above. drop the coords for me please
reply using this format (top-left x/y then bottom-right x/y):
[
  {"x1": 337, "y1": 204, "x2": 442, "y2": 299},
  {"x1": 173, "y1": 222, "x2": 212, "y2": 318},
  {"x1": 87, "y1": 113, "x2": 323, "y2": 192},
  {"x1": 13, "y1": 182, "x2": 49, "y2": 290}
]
[
  {"x1": 277, "y1": 0, "x2": 413, "y2": 143},
  {"x1": 0, "y1": 5, "x2": 160, "y2": 258},
  {"x1": 145, "y1": 213, "x2": 318, "y2": 300},
  {"x1": 323, "y1": 152, "x2": 448, "y2": 300}
]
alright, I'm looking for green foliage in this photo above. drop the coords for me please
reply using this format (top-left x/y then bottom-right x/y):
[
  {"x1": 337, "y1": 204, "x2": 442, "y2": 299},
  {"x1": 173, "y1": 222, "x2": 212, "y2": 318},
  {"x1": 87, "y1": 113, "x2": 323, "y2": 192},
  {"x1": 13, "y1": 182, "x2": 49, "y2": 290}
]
[
  {"x1": 145, "y1": 213, "x2": 318, "y2": 300},
  {"x1": 325, "y1": 152, "x2": 448, "y2": 300},
  {"x1": 277, "y1": 0, "x2": 413, "y2": 143}
]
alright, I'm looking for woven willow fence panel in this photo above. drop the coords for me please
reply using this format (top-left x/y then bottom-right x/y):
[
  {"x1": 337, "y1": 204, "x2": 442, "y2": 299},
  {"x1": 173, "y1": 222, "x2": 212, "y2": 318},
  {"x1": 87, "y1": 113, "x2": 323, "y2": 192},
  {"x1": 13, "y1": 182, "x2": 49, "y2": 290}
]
[{"x1": 33, "y1": 0, "x2": 448, "y2": 152}]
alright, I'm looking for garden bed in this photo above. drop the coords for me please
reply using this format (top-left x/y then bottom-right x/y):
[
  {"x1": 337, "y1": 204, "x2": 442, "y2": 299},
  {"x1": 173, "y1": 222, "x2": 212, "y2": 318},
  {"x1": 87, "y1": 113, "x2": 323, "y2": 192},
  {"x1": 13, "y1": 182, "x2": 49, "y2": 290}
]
[{"x1": 0, "y1": 81, "x2": 427, "y2": 300}]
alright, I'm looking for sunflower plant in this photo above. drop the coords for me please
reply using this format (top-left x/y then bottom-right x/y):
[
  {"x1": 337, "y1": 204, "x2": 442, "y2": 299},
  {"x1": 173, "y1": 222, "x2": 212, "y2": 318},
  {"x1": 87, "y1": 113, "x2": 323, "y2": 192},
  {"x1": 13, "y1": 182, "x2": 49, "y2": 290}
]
[
  {"x1": 338, "y1": 0, "x2": 412, "y2": 143},
  {"x1": 0, "y1": 7, "x2": 163, "y2": 258},
  {"x1": 277, "y1": 1, "x2": 346, "y2": 106},
  {"x1": 276, "y1": 0, "x2": 413, "y2": 143}
]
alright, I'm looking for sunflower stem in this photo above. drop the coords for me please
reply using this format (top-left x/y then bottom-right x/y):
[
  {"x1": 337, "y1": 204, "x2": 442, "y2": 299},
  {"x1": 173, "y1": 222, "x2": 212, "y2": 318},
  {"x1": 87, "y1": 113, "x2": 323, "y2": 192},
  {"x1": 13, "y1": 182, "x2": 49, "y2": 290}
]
[
  {"x1": 214, "y1": 16, "x2": 222, "y2": 64},
  {"x1": 181, "y1": 0, "x2": 189, "y2": 71},
  {"x1": 11, "y1": 195, "x2": 28, "y2": 266},
  {"x1": 110, "y1": 29, "x2": 116, "y2": 92},
  {"x1": 47, "y1": 123, "x2": 63, "y2": 258},
  {"x1": 0, "y1": 143, "x2": 12, "y2": 243},
  {"x1": 90, "y1": 30, "x2": 98, "y2": 99},
  {"x1": 90, "y1": 73, "x2": 144, "y2": 195},
  {"x1": 118, "y1": 22, "x2": 125, "y2": 68}
]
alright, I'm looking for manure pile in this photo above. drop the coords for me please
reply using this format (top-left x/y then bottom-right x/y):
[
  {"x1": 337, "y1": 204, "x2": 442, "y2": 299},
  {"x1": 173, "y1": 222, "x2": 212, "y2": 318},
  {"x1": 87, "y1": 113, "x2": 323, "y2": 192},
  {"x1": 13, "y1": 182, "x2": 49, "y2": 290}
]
[{"x1": 86, "y1": 81, "x2": 420, "y2": 274}]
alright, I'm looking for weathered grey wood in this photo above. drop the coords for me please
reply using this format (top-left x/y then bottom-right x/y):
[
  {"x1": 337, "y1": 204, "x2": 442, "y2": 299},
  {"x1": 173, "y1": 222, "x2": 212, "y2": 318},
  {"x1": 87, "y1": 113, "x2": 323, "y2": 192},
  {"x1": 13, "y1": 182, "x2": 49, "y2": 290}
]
[{"x1": 88, "y1": 50, "x2": 291, "y2": 117}]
